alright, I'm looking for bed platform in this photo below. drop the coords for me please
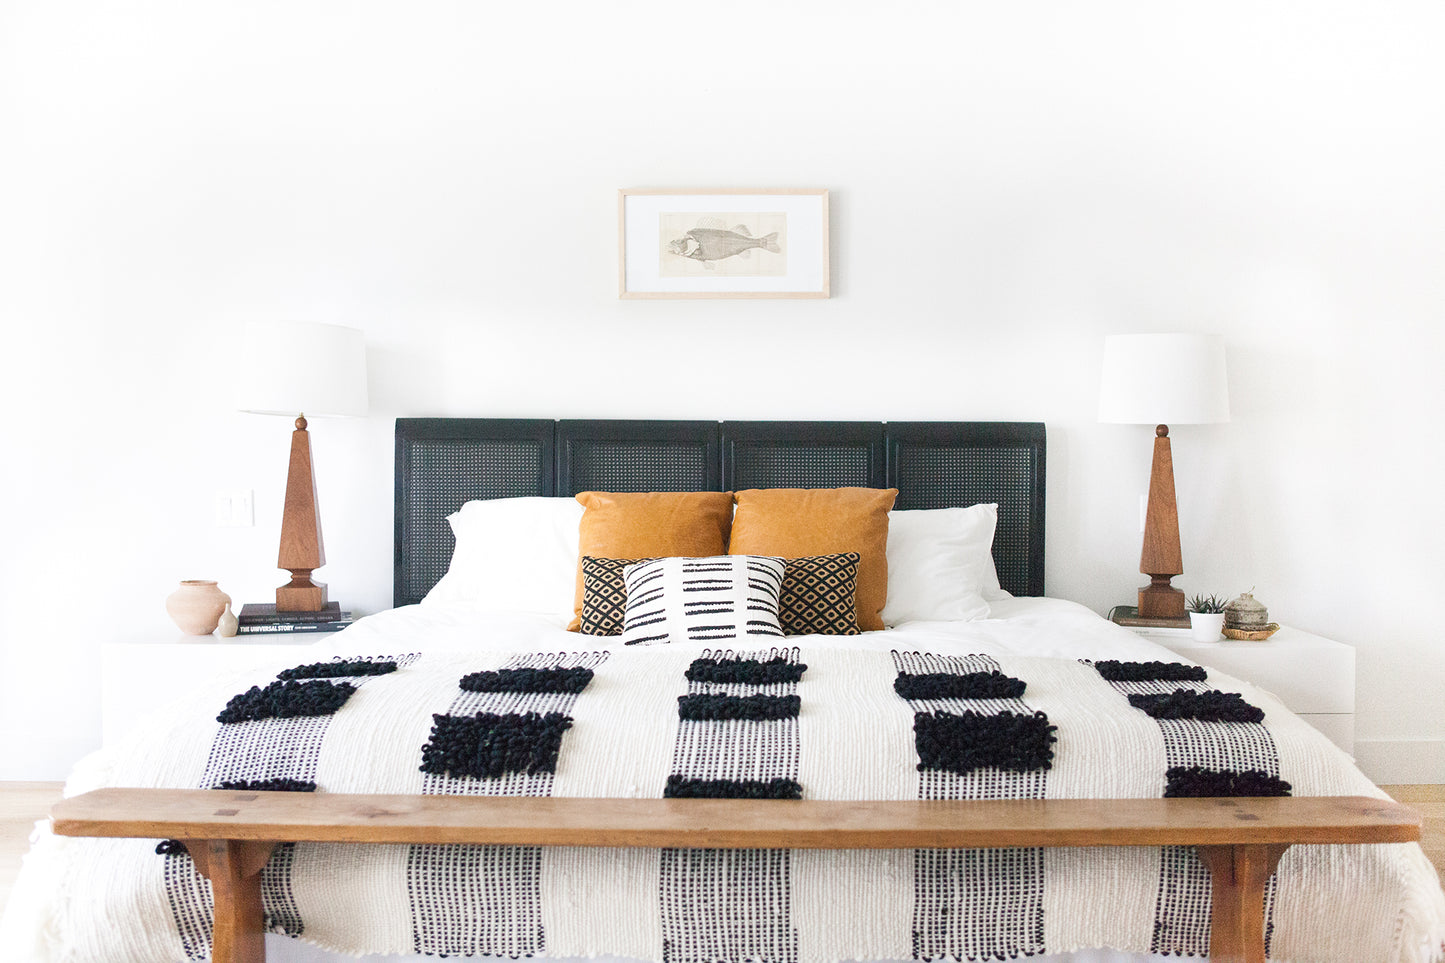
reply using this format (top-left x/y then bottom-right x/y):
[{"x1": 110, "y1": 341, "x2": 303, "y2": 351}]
[{"x1": 36, "y1": 418, "x2": 1441, "y2": 963}]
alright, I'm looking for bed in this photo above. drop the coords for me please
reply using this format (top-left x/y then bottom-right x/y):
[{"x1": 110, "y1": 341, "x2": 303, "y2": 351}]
[{"x1": 3, "y1": 418, "x2": 1442, "y2": 963}]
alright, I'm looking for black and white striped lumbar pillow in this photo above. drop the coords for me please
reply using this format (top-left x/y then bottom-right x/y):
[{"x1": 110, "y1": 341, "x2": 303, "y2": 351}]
[{"x1": 619, "y1": 556, "x2": 785, "y2": 646}]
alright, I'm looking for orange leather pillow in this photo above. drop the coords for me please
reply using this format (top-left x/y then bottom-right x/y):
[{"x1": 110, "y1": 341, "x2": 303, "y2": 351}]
[
  {"x1": 569, "y1": 491, "x2": 735, "y2": 631},
  {"x1": 728, "y1": 487, "x2": 898, "y2": 631}
]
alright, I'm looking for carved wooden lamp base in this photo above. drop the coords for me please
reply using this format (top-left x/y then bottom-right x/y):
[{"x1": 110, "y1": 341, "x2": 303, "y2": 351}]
[
  {"x1": 275, "y1": 415, "x2": 329, "y2": 613},
  {"x1": 277, "y1": 572, "x2": 328, "y2": 612},
  {"x1": 1138, "y1": 425, "x2": 1186, "y2": 620},
  {"x1": 1138, "y1": 574, "x2": 1187, "y2": 620}
]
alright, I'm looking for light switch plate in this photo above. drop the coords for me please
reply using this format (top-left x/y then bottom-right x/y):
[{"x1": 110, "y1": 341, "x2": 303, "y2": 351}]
[{"x1": 214, "y1": 489, "x2": 254, "y2": 527}]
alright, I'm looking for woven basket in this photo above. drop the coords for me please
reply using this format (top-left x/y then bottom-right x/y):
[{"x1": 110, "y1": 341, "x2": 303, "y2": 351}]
[{"x1": 1222, "y1": 622, "x2": 1280, "y2": 641}]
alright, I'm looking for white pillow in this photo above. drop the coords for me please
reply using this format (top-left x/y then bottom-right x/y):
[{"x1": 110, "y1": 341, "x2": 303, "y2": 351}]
[
  {"x1": 880, "y1": 504, "x2": 1003, "y2": 626},
  {"x1": 421, "y1": 497, "x2": 584, "y2": 622},
  {"x1": 620, "y1": 556, "x2": 786, "y2": 646}
]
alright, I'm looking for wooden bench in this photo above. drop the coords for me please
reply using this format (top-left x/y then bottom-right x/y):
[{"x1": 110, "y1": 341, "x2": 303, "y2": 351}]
[{"x1": 50, "y1": 789, "x2": 1421, "y2": 963}]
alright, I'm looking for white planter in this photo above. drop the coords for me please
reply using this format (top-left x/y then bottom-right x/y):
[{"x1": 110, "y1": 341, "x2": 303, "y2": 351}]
[{"x1": 1189, "y1": 612, "x2": 1226, "y2": 642}]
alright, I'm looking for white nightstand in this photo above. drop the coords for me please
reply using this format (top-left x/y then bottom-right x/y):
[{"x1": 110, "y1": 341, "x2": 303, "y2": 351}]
[
  {"x1": 1118, "y1": 624, "x2": 1356, "y2": 754},
  {"x1": 101, "y1": 635, "x2": 327, "y2": 748}
]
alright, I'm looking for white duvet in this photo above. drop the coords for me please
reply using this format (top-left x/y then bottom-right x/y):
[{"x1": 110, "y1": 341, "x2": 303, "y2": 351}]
[{"x1": 3, "y1": 598, "x2": 1442, "y2": 963}]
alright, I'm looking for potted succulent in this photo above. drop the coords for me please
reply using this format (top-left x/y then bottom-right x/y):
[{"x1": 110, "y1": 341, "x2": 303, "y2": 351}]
[{"x1": 1186, "y1": 594, "x2": 1228, "y2": 642}]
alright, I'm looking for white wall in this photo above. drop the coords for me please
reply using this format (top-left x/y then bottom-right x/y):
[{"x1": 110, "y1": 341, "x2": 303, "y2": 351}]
[{"x1": 2, "y1": 1, "x2": 1442, "y2": 781}]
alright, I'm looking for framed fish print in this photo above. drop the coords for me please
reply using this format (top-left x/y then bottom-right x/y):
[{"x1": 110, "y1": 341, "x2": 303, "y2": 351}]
[{"x1": 618, "y1": 188, "x2": 830, "y2": 299}]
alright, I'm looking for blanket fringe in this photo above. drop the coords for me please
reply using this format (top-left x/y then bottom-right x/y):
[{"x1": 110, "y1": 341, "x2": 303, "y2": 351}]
[
  {"x1": 0, "y1": 823, "x2": 69, "y2": 963},
  {"x1": 1393, "y1": 842, "x2": 1445, "y2": 963}
]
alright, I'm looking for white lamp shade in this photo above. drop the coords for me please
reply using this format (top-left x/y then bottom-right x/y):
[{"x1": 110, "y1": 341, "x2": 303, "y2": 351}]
[
  {"x1": 1097, "y1": 333, "x2": 1230, "y2": 425},
  {"x1": 236, "y1": 321, "x2": 369, "y2": 418}
]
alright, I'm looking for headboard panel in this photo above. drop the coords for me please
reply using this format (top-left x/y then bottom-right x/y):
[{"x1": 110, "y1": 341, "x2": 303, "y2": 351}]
[
  {"x1": 722, "y1": 421, "x2": 886, "y2": 491},
  {"x1": 887, "y1": 422, "x2": 1046, "y2": 599},
  {"x1": 395, "y1": 418, "x2": 1046, "y2": 607},
  {"x1": 557, "y1": 420, "x2": 720, "y2": 495},
  {"x1": 393, "y1": 419, "x2": 556, "y2": 609}
]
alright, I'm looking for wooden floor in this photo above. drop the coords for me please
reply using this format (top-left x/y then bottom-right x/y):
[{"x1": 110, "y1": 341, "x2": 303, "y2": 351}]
[
  {"x1": 2, "y1": 782, "x2": 1442, "y2": 920},
  {"x1": 1, "y1": 782, "x2": 64, "y2": 919},
  {"x1": 1390, "y1": 784, "x2": 1445, "y2": 872}
]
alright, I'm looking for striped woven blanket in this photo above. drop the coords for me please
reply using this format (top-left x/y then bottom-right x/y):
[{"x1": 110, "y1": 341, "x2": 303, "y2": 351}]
[{"x1": 15, "y1": 644, "x2": 1445, "y2": 963}]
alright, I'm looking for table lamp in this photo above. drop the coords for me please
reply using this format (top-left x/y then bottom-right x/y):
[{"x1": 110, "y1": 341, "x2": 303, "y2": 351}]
[
  {"x1": 1098, "y1": 333, "x2": 1229, "y2": 620},
  {"x1": 236, "y1": 321, "x2": 369, "y2": 612}
]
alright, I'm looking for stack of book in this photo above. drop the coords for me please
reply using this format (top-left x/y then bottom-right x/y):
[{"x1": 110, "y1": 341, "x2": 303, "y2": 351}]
[
  {"x1": 1106, "y1": 604, "x2": 1191, "y2": 632},
  {"x1": 236, "y1": 602, "x2": 354, "y2": 636}
]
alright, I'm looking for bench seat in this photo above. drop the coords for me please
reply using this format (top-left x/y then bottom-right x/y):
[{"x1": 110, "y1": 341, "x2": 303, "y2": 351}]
[{"x1": 50, "y1": 789, "x2": 1422, "y2": 963}]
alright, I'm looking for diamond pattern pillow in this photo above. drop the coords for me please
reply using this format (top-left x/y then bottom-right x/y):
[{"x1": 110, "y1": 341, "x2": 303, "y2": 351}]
[
  {"x1": 780, "y1": 553, "x2": 861, "y2": 636},
  {"x1": 579, "y1": 556, "x2": 657, "y2": 636},
  {"x1": 620, "y1": 556, "x2": 786, "y2": 646}
]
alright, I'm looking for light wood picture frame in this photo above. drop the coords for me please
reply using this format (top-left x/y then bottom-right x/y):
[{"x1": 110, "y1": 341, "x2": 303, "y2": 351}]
[{"x1": 618, "y1": 188, "x2": 830, "y2": 299}]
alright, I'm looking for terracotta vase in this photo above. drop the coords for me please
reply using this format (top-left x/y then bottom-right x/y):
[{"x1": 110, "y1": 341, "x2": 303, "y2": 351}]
[{"x1": 166, "y1": 580, "x2": 232, "y2": 635}]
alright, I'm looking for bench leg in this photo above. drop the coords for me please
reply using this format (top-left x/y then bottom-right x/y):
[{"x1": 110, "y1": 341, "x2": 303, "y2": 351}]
[
  {"x1": 1197, "y1": 843, "x2": 1289, "y2": 963},
  {"x1": 180, "y1": 839, "x2": 278, "y2": 963}
]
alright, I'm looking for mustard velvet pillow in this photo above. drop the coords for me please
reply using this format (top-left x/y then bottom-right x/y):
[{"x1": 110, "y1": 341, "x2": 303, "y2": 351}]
[
  {"x1": 727, "y1": 487, "x2": 898, "y2": 631},
  {"x1": 569, "y1": 491, "x2": 735, "y2": 631}
]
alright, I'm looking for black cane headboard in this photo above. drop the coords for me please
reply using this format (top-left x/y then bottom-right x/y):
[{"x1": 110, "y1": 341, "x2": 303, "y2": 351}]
[{"x1": 394, "y1": 419, "x2": 1046, "y2": 608}]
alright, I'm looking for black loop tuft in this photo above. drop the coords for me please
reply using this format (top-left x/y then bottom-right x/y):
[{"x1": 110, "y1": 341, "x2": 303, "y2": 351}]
[
  {"x1": 1165, "y1": 766, "x2": 1292, "y2": 798},
  {"x1": 664, "y1": 776, "x2": 803, "y2": 799},
  {"x1": 1093, "y1": 660, "x2": 1208, "y2": 683},
  {"x1": 216, "y1": 680, "x2": 356, "y2": 724},
  {"x1": 1128, "y1": 690, "x2": 1265, "y2": 724},
  {"x1": 685, "y1": 655, "x2": 806, "y2": 685},
  {"x1": 914, "y1": 710, "x2": 1057, "y2": 774},
  {"x1": 419, "y1": 711, "x2": 574, "y2": 779},
  {"x1": 213, "y1": 778, "x2": 317, "y2": 793},
  {"x1": 894, "y1": 671, "x2": 1026, "y2": 700},
  {"x1": 677, "y1": 693, "x2": 801, "y2": 721},
  {"x1": 459, "y1": 666, "x2": 595, "y2": 695},
  {"x1": 277, "y1": 660, "x2": 398, "y2": 680}
]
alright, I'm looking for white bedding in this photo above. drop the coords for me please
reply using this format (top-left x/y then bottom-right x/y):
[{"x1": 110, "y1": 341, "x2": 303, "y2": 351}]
[
  {"x1": 3, "y1": 597, "x2": 1441, "y2": 963},
  {"x1": 321, "y1": 596, "x2": 1178, "y2": 663}
]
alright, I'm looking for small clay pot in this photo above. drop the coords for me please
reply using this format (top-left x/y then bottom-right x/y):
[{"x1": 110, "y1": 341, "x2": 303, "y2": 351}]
[{"x1": 166, "y1": 580, "x2": 232, "y2": 635}]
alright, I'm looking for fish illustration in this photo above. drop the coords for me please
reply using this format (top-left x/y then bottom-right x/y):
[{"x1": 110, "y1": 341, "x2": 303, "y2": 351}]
[{"x1": 667, "y1": 223, "x2": 781, "y2": 269}]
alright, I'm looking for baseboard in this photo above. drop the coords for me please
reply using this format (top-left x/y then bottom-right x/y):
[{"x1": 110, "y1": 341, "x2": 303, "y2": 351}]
[{"x1": 1352, "y1": 740, "x2": 1445, "y2": 784}]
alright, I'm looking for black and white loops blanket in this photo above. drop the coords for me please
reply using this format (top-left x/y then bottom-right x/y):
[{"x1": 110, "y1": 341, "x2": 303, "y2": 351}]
[
  {"x1": 1091, "y1": 659, "x2": 1288, "y2": 958},
  {"x1": 160, "y1": 655, "x2": 417, "y2": 956},
  {"x1": 22, "y1": 646, "x2": 1445, "y2": 963}
]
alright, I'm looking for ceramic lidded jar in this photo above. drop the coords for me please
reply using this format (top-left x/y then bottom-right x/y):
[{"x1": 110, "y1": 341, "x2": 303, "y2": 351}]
[
  {"x1": 165, "y1": 580, "x2": 232, "y2": 635},
  {"x1": 1224, "y1": 591, "x2": 1269, "y2": 631}
]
